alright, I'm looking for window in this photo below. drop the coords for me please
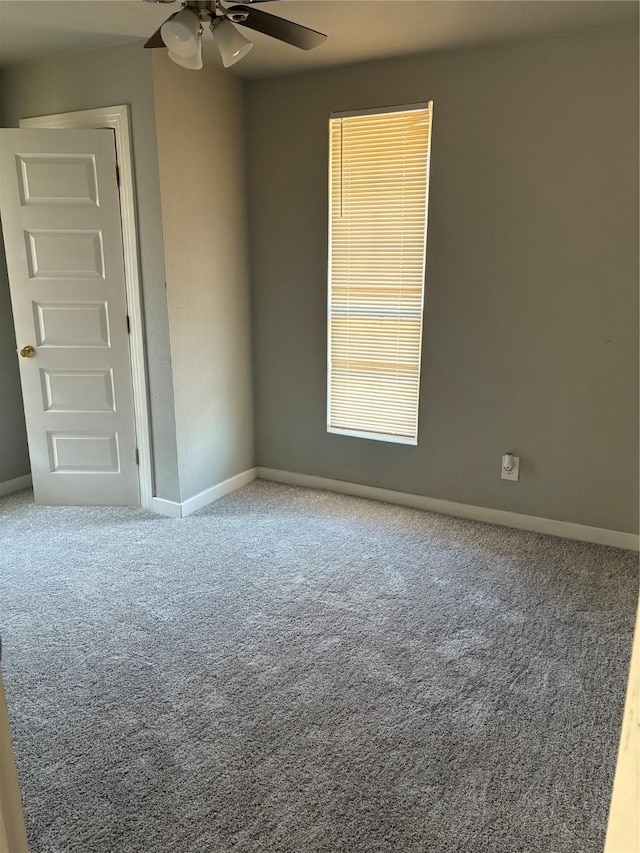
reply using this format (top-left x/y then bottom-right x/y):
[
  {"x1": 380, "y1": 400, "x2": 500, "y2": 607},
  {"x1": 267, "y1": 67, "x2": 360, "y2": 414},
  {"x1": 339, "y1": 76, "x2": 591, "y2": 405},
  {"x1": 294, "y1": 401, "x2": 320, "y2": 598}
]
[{"x1": 327, "y1": 102, "x2": 433, "y2": 445}]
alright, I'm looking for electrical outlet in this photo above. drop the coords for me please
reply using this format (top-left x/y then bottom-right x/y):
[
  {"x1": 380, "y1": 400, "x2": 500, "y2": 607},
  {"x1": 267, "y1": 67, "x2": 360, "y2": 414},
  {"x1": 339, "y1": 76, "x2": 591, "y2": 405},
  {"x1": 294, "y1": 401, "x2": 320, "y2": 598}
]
[{"x1": 501, "y1": 454, "x2": 520, "y2": 481}]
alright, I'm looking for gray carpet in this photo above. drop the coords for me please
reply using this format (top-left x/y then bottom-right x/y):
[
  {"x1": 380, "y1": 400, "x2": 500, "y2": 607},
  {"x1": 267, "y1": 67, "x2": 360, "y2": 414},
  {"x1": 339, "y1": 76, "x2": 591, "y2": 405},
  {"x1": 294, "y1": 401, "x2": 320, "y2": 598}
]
[{"x1": 0, "y1": 480, "x2": 637, "y2": 853}]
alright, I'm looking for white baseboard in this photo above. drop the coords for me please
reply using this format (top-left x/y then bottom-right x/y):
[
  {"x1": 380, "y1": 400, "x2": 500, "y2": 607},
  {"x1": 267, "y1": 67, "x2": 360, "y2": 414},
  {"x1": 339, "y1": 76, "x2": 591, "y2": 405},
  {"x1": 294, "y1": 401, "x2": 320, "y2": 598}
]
[
  {"x1": 257, "y1": 467, "x2": 639, "y2": 552},
  {"x1": 181, "y1": 467, "x2": 258, "y2": 516},
  {"x1": 151, "y1": 467, "x2": 258, "y2": 519},
  {"x1": 0, "y1": 474, "x2": 32, "y2": 499},
  {"x1": 150, "y1": 496, "x2": 182, "y2": 518}
]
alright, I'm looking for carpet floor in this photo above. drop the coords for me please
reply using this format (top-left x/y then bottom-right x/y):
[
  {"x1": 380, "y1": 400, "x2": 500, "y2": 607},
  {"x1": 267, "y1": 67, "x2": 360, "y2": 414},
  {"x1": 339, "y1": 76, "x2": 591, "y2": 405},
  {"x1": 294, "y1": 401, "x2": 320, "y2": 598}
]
[{"x1": 0, "y1": 480, "x2": 637, "y2": 853}]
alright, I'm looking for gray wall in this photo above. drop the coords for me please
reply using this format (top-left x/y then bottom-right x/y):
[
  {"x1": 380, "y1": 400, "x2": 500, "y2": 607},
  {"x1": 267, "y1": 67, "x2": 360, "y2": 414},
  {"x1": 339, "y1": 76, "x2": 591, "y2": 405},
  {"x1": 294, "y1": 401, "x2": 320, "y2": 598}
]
[
  {"x1": 0, "y1": 230, "x2": 29, "y2": 484},
  {"x1": 246, "y1": 26, "x2": 639, "y2": 534},
  {"x1": 152, "y1": 53, "x2": 254, "y2": 501},
  {"x1": 0, "y1": 77, "x2": 30, "y2": 485},
  {"x1": 0, "y1": 42, "x2": 180, "y2": 501}
]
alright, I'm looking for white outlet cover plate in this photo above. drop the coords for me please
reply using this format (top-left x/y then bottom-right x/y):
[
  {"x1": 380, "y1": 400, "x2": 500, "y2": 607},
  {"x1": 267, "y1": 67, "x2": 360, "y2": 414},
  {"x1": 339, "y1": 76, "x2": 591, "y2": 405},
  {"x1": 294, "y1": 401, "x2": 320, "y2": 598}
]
[{"x1": 501, "y1": 456, "x2": 520, "y2": 481}]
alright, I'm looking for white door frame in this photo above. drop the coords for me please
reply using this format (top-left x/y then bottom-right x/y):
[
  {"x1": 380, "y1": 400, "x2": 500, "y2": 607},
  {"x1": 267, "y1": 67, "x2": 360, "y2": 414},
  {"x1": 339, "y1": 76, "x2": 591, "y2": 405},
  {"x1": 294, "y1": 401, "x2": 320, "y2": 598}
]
[{"x1": 20, "y1": 106, "x2": 153, "y2": 509}]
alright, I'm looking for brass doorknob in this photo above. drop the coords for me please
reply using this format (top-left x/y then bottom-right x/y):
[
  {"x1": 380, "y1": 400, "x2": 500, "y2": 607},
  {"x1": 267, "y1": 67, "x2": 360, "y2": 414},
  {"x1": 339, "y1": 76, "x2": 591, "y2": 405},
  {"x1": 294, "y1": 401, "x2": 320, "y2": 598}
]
[{"x1": 19, "y1": 345, "x2": 36, "y2": 358}]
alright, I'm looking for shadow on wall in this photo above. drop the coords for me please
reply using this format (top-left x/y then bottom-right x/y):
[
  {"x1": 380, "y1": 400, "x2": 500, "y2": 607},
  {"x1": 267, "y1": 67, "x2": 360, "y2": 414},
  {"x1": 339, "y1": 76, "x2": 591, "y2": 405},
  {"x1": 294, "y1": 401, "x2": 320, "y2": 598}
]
[{"x1": 0, "y1": 225, "x2": 30, "y2": 484}]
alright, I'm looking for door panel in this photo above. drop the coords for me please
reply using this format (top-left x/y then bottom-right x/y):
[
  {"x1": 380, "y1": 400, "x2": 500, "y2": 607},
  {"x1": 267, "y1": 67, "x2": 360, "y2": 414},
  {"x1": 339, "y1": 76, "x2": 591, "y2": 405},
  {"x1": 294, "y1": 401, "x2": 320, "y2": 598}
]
[
  {"x1": 17, "y1": 152, "x2": 99, "y2": 205},
  {"x1": 41, "y1": 368, "x2": 115, "y2": 413},
  {"x1": 25, "y1": 228, "x2": 106, "y2": 278},
  {"x1": 0, "y1": 128, "x2": 139, "y2": 506}
]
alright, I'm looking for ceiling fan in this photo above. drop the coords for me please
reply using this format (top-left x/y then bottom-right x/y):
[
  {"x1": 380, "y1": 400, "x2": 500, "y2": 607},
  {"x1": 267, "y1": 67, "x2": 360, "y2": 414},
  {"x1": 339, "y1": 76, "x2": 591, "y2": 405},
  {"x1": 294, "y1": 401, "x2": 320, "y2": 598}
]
[{"x1": 143, "y1": 0, "x2": 327, "y2": 70}]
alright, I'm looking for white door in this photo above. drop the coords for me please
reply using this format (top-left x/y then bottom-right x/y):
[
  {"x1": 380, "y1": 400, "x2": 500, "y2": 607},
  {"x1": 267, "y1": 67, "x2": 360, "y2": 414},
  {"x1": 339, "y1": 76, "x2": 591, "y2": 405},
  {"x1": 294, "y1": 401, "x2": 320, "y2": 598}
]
[{"x1": 0, "y1": 129, "x2": 139, "y2": 506}]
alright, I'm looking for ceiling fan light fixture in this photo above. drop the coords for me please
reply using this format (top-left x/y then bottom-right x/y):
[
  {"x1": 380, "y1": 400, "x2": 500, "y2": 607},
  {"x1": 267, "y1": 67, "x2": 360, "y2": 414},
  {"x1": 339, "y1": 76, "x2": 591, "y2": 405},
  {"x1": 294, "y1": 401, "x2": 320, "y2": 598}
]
[
  {"x1": 168, "y1": 33, "x2": 203, "y2": 69},
  {"x1": 212, "y1": 18, "x2": 253, "y2": 68},
  {"x1": 161, "y1": 7, "x2": 201, "y2": 57}
]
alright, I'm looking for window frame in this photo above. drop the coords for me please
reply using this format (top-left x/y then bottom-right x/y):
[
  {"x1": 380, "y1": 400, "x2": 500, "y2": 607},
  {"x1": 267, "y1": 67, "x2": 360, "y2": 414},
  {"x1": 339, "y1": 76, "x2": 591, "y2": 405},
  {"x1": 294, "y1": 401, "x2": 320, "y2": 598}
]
[{"x1": 326, "y1": 101, "x2": 434, "y2": 446}]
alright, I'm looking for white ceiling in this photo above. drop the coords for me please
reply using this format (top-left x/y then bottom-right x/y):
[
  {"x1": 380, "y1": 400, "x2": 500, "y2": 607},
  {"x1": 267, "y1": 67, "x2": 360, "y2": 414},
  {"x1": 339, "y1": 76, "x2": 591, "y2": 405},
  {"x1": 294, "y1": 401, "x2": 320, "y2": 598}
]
[{"x1": 0, "y1": 0, "x2": 637, "y2": 78}]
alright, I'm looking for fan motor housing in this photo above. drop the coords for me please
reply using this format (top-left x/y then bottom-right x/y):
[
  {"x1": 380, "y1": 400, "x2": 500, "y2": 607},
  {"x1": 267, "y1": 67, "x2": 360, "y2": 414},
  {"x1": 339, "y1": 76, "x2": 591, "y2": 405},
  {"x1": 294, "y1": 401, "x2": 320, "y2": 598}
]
[
  {"x1": 227, "y1": 10, "x2": 249, "y2": 22},
  {"x1": 186, "y1": 0, "x2": 218, "y2": 12}
]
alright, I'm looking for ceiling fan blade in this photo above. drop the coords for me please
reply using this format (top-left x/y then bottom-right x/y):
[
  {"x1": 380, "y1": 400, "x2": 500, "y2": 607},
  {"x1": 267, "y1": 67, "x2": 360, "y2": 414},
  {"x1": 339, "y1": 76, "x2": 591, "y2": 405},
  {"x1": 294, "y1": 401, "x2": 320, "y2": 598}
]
[
  {"x1": 144, "y1": 26, "x2": 166, "y2": 49},
  {"x1": 144, "y1": 12, "x2": 178, "y2": 49},
  {"x1": 228, "y1": 6, "x2": 327, "y2": 50}
]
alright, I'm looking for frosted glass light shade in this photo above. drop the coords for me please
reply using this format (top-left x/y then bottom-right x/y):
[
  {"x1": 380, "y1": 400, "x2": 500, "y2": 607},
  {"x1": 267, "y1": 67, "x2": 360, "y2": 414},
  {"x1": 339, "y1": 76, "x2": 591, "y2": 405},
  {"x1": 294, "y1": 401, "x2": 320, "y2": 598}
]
[
  {"x1": 212, "y1": 19, "x2": 253, "y2": 67},
  {"x1": 162, "y1": 8, "x2": 201, "y2": 57},
  {"x1": 168, "y1": 34, "x2": 203, "y2": 69}
]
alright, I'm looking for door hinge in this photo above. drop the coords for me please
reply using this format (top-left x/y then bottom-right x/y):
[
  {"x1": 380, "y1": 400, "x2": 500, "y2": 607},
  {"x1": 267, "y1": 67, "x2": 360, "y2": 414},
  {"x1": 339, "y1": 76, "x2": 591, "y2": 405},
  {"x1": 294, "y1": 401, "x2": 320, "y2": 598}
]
[
  {"x1": 135, "y1": 448, "x2": 140, "y2": 466},
  {"x1": 116, "y1": 164, "x2": 121, "y2": 187},
  {"x1": 126, "y1": 315, "x2": 131, "y2": 334}
]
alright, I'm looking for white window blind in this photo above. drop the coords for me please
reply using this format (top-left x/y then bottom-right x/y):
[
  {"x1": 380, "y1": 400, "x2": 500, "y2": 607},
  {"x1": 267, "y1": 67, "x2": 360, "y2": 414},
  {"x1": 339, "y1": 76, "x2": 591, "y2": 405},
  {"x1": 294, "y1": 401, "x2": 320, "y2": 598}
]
[{"x1": 327, "y1": 103, "x2": 433, "y2": 445}]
